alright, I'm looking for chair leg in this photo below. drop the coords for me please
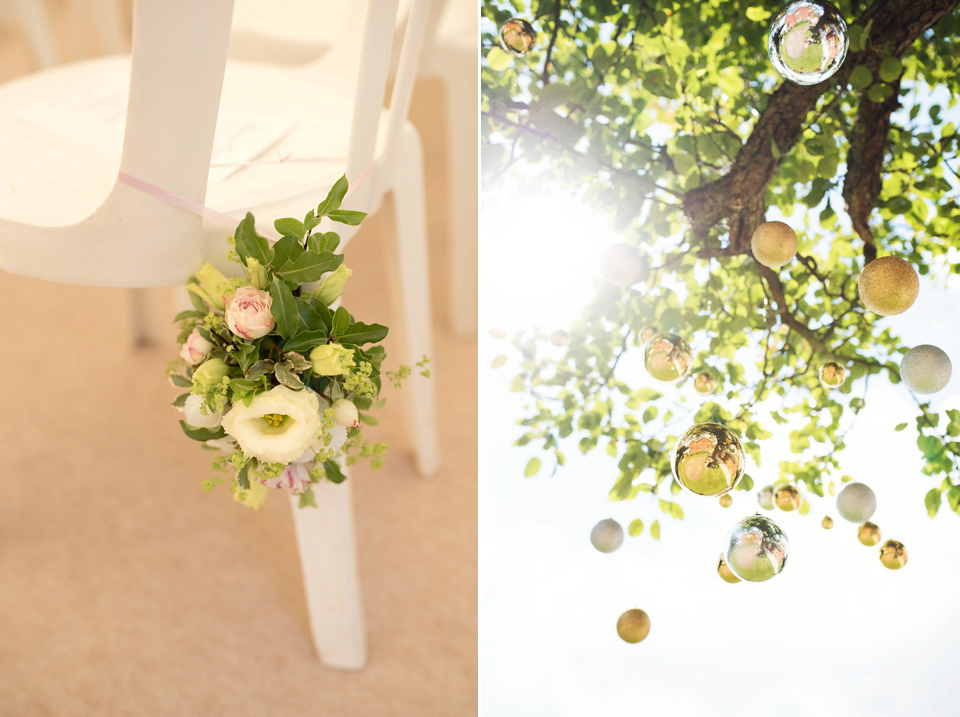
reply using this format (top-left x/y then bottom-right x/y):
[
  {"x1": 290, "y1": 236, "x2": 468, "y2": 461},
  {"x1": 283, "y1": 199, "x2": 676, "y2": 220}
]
[
  {"x1": 386, "y1": 126, "x2": 441, "y2": 478},
  {"x1": 289, "y1": 477, "x2": 367, "y2": 670},
  {"x1": 438, "y1": 53, "x2": 478, "y2": 337}
]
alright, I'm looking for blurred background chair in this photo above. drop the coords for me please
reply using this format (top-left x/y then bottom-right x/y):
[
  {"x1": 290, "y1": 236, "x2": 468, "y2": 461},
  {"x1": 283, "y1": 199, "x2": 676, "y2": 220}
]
[
  {"x1": 229, "y1": 0, "x2": 478, "y2": 335},
  {"x1": 0, "y1": 0, "x2": 440, "y2": 670}
]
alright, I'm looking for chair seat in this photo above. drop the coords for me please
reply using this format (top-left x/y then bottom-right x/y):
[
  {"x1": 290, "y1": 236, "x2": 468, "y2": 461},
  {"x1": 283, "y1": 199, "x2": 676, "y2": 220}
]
[{"x1": 0, "y1": 54, "x2": 391, "y2": 229}]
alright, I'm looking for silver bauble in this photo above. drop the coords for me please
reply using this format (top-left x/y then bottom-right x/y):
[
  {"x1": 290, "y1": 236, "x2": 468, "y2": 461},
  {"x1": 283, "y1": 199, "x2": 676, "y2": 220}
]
[
  {"x1": 901, "y1": 344, "x2": 952, "y2": 395},
  {"x1": 836, "y1": 482, "x2": 876, "y2": 523},
  {"x1": 671, "y1": 422, "x2": 746, "y2": 496},
  {"x1": 724, "y1": 514, "x2": 789, "y2": 582},
  {"x1": 758, "y1": 486, "x2": 775, "y2": 510},
  {"x1": 767, "y1": 1, "x2": 848, "y2": 85},
  {"x1": 590, "y1": 518, "x2": 624, "y2": 553},
  {"x1": 643, "y1": 333, "x2": 692, "y2": 383}
]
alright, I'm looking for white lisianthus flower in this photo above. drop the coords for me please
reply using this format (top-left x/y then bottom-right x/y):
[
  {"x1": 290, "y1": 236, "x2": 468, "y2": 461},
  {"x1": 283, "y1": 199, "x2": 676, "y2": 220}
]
[
  {"x1": 183, "y1": 394, "x2": 223, "y2": 429},
  {"x1": 264, "y1": 462, "x2": 313, "y2": 494},
  {"x1": 221, "y1": 385, "x2": 321, "y2": 464}
]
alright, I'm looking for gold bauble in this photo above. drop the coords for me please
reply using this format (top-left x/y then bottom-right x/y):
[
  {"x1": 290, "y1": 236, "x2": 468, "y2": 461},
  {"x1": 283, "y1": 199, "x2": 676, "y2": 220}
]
[
  {"x1": 693, "y1": 371, "x2": 717, "y2": 394},
  {"x1": 639, "y1": 326, "x2": 657, "y2": 344},
  {"x1": 600, "y1": 243, "x2": 645, "y2": 286},
  {"x1": 857, "y1": 256, "x2": 919, "y2": 316},
  {"x1": 879, "y1": 539, "x2": 907, "y2": 570},
  {"x1": 616, "y1": 609, "x2": 651, "y2": 643},
  {"x1": 819, "y1": 362, "x2": 846, "y2": 388},
  {"x1": 717, "y1": 554, "x2": 741, "y2": 583},
  {"x1": 644, "y1": 333, "x2": 693, "y2": 383},
  {"x1": 821, "y1": 516, "x2": 834, "y2": 530},
  {"x1": 751, "y1": 221, "x2": 798, "y2": 269},
  {"x1": 719, "y1": 494, "x2": 733, "y2": 508},
  {"x1": 499, "y1": 18, "x2": 537, "y2": 57},
  {"x1": 858, "y1": 521, "x2": 882, "y2": 546},
  {"x1": 774, "y1": 484, "x2": 801, "y2": 511},
  {"x1": 671, "y1": 422, "x2": 746, "y2": 496}
]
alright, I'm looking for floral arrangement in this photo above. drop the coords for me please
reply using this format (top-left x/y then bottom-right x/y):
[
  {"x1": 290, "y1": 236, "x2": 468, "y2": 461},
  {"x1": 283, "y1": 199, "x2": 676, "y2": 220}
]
[{"x1": 168, "y1": 176, "x2": 429, "y2": 509}]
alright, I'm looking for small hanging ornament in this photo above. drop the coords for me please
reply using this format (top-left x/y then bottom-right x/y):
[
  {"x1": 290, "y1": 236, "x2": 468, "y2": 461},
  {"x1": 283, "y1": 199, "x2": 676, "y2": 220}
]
[
  {"x1": 724, "y1": 514, "x2": 789, "y2": 582},
  {"x1": 616, "y1": 608, "x2": 651, "y2": 643},
  {"x1": 644, "y1": 333, "x2": 693, "y2": 383},
  {"x1": 671, "y1": 422, "x2": 746, "y2": 496},
  {"x1": 858, "y1": 521, "x2": 882, "y2": 546},
  {"x1": 499, "y1": 18, "x2": 537, "y2": 57},
  {"x1": 767, "y1": 1, "x2": 849, "y2": 85}
]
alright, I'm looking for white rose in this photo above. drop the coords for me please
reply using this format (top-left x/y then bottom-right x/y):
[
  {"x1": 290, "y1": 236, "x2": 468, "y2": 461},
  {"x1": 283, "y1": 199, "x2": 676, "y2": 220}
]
[
  {"x1": 179, "y1": 328, "x2": 214, "y2": 366},
  {"x1": 183, "y1": 393, "x2": 223, "y2": 429},
  {"x1": 225, "y1": 286, "x2": 274, "y2": 339},
  {"x1": 221, "y1": 385, "x2": 321, "y2": 464},
  {"x1": 264, "y1": 462, "x2": 313, "y2": 494}
]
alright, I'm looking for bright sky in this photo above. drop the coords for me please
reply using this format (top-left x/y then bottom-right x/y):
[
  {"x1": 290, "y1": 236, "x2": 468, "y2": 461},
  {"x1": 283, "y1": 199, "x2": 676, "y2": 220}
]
[{"x1": 479, "y1": 89, "x2": 960, "y2": 717}]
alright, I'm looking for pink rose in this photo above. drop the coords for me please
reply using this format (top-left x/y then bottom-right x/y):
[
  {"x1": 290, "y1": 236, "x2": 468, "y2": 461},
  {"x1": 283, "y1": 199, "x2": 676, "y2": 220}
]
[
  {"x1": 179, "y1": 327, "x2": 214, "y2": 365},
  {"x1": 225, "y1": 286, "x2": 274, "y2": 339},
  {"x1": 263, "y1": 462, "x2": 313, "y2": 494}
]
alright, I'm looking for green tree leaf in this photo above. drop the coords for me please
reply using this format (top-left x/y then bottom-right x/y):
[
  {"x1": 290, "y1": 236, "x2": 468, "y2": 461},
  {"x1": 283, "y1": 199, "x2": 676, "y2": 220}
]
[
  {"x1": 524, "y1": 457, "x2": 542, "y2": 477},
  {"x1": 269, "y1": 276, "x2": 299, "y2": 339}
]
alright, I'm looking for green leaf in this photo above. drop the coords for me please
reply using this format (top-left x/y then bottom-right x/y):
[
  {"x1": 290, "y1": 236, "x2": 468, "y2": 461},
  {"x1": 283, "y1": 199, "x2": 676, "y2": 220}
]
[
  {"x1": 298, "y1": 486, "x2": 318, "y2": 508},
  {"x1": 269, "y1": 276, "x2": 299, "y2": 339},
  {"x1": 316, "y1": 175, "x2": 349, "y2": 217},
  {"x1": 169, "y1": 374, "x2": 193, "y2": 388},
  {"x1": 275, "y1": 361, "x2": 305, "y2": 389},
  {"x1": 276, "y1": 251, "x2": 343, "y2": 285},
  {"x1": 650, "y1": 520, "x2": 660, "y2": 540},
  {"x1": 171, "y1": 393, "x2": 189, "y2": 408},
  {"x1": 303, "y1": 209, "x2": 320, "y2": 232},
  {"x1": 358, "y1": 413, "x2": 379, "y2": 426},
  {"x1": 745, "y1": 6, "x2": 771, "y2": 22},
  {"x1": 284, "y1": 330, "x2": 329, "y2": 353},
  {"x1": 628, "y1": 519, "x2": 644, "y2": 537},
  {"x1": 327, "y1": 209, "x2": 367, "y2": 226},
  {"x1": 337, "y1": 321, "x2": 388, "y2": 346},
  {"x1": 179, "y1": 420, "x2": 225, "y2": 441},
  {"x1": 173, "y1": 309, "x2": 205, "y2": 323},
  {"x1": 271, "y1": 235, "x2": 305, "y2": 270},
  {"x1": 332, "y1": 306, "x2": 350, "y2": 336},
  {"x1": 492, "y1": 355, "x2": 507, "y2": 368},
  {"x1": 236, "y1": 459, "x2": 253, "y2": 490},
  {"x1": 245, "y1": 358, "x2": 274, "y2": 380},
  {"x1": 274, "y1": 217, "x2": 306, "y2": 240},
  {"x1": 895, "y1": 422, "x2": 908, "y2": 431},
  {"x1": 324, "y1": 460, "x2": 347, "y2": 484},
  {"x1": 235, "y1": 213, "x2": 272, "y2": 267},
  {"x1": 879, "y1": 56, "x2": 902, "y2": 83},
  {"x1": 849, "y1": 65, "x2": 873, "y2": 90},
  {"x1": 770, "y1": 137, "x2": 781, "y2": 160},
  {"x1": 867, "y1": 84, "x2": 893, "y2": 103},
  {"x1": 487, "y1": 46, "x2": 512, "y2": 72},
  {"x1": 524, "y1": 457, "x2": 542, "y2": 477},
  {"x1": 925, "y1": 488, "x2": 942, "y2": 518}
]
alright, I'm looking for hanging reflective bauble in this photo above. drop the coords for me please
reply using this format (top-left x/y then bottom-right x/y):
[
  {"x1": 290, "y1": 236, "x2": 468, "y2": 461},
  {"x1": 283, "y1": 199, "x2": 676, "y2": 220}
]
[
  {"x1": 672, "y1": 422, "x2": 746, "y2": 496},
  {"x1": 639, "y1": 326, "x2": 658, "y2": 344},
  {"x1": 836, "y1": 482, "x2": 876, "y2": 523},
  {"x1": 694, "y1": 371, "x2": 717, "y2": 394},
  {"x1": 551, "y1": 329, "x2": 569, "y2": 346},
  {"x1": 724, "y1": 514, "x2": 789, "y2": 582},
  {"x1": 819, "y1": 361, "x2": 845, "y2": 388},
  {"x1": 600, "y1": 243, "x2": 645, "y2": 286},
  {"x1": 858, "y1": 256, "x2": 919, "y2": 316},
  {"x1": 901, "y1": 344, "x2": 953, "y2": 395},
  {"x1": 775, "y1": 484, "x2": 801, "y2": 511},
  {"x1": 758, "y1": 486, "x2": 775, "y2": 510},
  {"x1": 822, "y1": 515, "x2": 834, "y2": 530},
  {"x1": 858, "y1": 521, "x2": 882, "y2": 546},
  {"x1": 616, "y1": 608, "x2": 651, "y2": 643},
  {"x1": 717, "y1": 554, "x2": 741, "y2": 583},
  {"x1": 879, "y1": 539, "x2": 908, "y2": 570},
  {"x1": 644, "y1": 333, "x2": 693, "y2": 383},
  {"x1": 590, "y1": 518, "x2": 624, "y2": 553},
  {"x1": 719, "y1": 494, "x2": 733, "y2": 508},
  {"x1": 767, "y1": 2, "x2": 848, "y2": 85},
  {"x1": 499, "y1": 18, "x2": 537, "y2": 57}
]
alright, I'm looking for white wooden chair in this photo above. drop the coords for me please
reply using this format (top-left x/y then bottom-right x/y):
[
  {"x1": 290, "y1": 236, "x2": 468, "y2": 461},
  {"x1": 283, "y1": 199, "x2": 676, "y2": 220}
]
[
  {"x1": 229, "y1": 0, "x2": 479, "y2": 335},
  {"x1": 0, "y1": 0, "x2": 439, "y2": 670}
]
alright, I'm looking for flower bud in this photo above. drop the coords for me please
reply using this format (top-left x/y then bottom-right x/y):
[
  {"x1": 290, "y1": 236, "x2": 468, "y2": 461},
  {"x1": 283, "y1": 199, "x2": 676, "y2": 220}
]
[
  {"x1": 182, "y1": 393, "x2": 223, "y2": 429},
  {"x1": 179, "y1": 327, "x2": 214, "y2": 366},
  {"x1": 313, "y1": 265, "x2": 353, "y2": 305},
  {"x1": 309, "y1": 343, "x2": 355, "y2": 376},
  {"x1": 189, "y1": 262, "x2": 230, "y2": 310},
  {"x1": 192, "y1": 358, "x2": 230, "y2": 390},
  {"x1": 331, "y1": 398, "x2": 360, "y2": 428},
  {"x1": 246, "y1": 257, "x2": 270, "y2": 290}
]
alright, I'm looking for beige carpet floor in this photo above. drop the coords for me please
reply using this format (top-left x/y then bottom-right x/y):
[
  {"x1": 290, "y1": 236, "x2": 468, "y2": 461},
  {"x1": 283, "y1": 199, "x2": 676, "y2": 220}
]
[{"x1": 0, "y1": 5, "x2": 478, "y2": 716}]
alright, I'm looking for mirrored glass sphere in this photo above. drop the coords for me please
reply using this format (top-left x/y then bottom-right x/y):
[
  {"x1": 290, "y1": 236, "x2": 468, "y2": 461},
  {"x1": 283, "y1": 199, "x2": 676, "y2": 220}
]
[
  {"x1": 644, "y1": 333, "x2": 692, "y2": 383},
  {"x1": 590, "y1": 518, "x2": 624, "y2": 553},
  {"x1": 768, "y1": 2, "x2": 848, "y2": 85},
  {"x1": 717, "y1": 554, "x2": 741, "y2": 583},
  {"x1": 775, "y1": 484, "x2": 801, "y2": 511},
  {"x1": 901, "y1": 344, "x2": 952, "y2": 395},
  {"x1": 639, "y1": 326, "x2": 658, "y2": 344},
  {"x1": 499, "y1": 18, "x2": 537, "y2": 57},
  {"x1": 724, "y1": 514, "x2": 789, "y2": 582},
  {"x1": 616, "y1": 608, "x2": 651, "y2": 643},
  {"x1": 858, "y1": 521, "x2": 882, "y2": 546},
  {"x1": 879, "y1": 539, "x2": 908, "y2": 570},
  {"x1": 819, "y1": 361, "x2": 846, "y2": 388},
  {"x1": 836, "y1": 482, "x2": 876, "y2": 522},
  {"x1": 672, "y1": 422, "x2": 746, "y2": 496},
  {"x1": 758, "y1": 486, "x2": 775, "y2": 510},
  {"x1": 694, "y1": 371, "x2": 717, "y2": 394}
]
